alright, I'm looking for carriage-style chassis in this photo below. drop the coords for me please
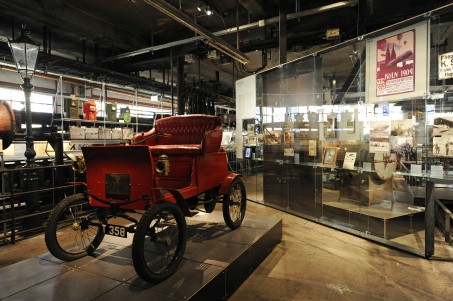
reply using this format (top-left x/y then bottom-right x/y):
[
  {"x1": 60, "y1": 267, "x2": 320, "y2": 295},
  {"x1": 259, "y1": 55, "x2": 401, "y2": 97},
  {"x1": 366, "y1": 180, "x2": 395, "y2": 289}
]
[{"x1": 44, "y1": 115, "x2": 247, "y2": 283}]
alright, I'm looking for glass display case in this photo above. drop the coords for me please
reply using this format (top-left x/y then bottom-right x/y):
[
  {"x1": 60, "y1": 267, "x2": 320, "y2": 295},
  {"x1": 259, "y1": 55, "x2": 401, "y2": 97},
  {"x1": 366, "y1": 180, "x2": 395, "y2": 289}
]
[{"x1": 238, "y1": 5, "x2": 453, "y2": 257}]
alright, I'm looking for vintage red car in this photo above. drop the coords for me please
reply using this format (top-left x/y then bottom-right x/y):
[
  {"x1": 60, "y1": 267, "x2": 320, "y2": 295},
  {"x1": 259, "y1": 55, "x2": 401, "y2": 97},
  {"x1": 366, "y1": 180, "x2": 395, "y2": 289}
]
[{"x1": 45, "y1": 114, "x2": 247, "y2": 283}]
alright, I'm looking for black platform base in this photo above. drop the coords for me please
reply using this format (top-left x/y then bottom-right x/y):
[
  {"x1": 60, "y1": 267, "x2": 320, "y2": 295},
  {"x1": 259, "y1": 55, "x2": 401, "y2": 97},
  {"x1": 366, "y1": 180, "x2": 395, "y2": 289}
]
[{"x1": 0, "y1": 211, "x2": 282, "y2": 301}]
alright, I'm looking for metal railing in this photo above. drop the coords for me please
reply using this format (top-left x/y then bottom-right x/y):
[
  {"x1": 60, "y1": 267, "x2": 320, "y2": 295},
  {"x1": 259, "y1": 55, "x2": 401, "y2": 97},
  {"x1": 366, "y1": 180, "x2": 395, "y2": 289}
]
[
  {"x1": 435, "y1": 199, "x2": 453, "y2": 245},
  {"x1": 0, "y1": 163, "x2": 79, "y2": 245}
]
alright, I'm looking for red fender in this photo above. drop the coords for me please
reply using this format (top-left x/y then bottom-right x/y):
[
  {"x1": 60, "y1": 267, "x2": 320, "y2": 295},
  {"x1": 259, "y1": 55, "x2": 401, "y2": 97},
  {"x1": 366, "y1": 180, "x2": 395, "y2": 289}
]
[
  {"x1": 219, "y1": 173, "x2": 244, "y2": 195},
  {"x1": 153, "y1": 188, "x2": 192, "y2": 217}
]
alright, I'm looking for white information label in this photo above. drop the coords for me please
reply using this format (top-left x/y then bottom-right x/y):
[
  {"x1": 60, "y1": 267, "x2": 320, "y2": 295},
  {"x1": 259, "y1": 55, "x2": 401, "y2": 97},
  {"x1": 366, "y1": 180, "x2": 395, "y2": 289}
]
[
  {"x1": 439, "y1": 51, "x2": 453, "y2": 80},
  {"x1": 430, "y1": 165, "x2": 444, "y2": 178},
  {"x1": 411, "y1": 164, "x2": 422, "y2": 175}
]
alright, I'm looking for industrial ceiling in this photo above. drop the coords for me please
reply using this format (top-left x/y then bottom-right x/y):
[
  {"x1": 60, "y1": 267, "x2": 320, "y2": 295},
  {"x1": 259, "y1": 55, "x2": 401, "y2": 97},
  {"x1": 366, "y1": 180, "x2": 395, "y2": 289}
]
[{"x1": 0, "y1": 0, "x2": 450, "y2": 108}]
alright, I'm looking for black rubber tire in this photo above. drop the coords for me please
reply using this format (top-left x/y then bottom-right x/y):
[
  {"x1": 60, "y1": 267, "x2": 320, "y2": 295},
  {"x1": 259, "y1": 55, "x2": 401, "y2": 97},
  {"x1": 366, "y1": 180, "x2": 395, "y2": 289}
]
[
  {"x1": 132, "y1": 202, "x2": 187, "y2": 283},
  {"x1": 203, "y1": 190, "x2": 217, "y2": 213},
  {"x1": 222, "y1": 178, "x2": 247, "y2": 230},
  {"x1": 45, "y1": 193, "x2": 105, "y2": 261}
]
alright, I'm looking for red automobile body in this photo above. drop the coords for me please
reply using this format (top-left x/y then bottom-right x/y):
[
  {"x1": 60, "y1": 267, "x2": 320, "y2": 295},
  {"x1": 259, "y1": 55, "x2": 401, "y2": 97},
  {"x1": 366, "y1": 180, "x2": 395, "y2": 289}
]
[{"x1": 81, "y1": 114, "x2": 240, "y2": 215}]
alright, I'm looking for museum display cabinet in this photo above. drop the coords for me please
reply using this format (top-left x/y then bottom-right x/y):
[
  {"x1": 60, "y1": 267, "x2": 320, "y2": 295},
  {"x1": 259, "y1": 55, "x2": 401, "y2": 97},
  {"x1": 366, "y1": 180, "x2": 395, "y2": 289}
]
[{"x1": 239, "y1": 5, "x2": 453, "y2": 257}]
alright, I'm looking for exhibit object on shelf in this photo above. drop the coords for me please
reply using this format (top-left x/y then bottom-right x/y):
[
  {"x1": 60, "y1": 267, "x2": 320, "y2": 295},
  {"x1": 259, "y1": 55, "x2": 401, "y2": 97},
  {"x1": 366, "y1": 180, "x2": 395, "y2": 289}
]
[
  {"x1": 85, "y1": 128, "x2": 99, "y2": 140},
  {"x1": 98, "y1": 127, "x2": 112, "y2": 140},
  {"x1": 69, "y1": 126, "x2": 85, "y2": 140},
  {"x1": 106, "y1": 102, "x2": 117, "y2": 122},
  {"x1": 45, "y1": 114, "x2": 247, "y2": 284},
  {"x1": 112, "y1": 128, "x2": 122, "y2": 140},
  {"x1": 342, "y1": 152, "x2": 357, "y2": 170},
  {"x1": 346, "y1": 118, "x2": 355, "y2": 134},
  {"x1": 122, "y1": 128, "x2": 134, "y2": 139},
  {"x1": 284, "y1": 132, "x2": 294, "y2": 157},
  {"x1": 64, "y1": 96, "x2": 79, "y2": 119},
  {"x1": 322, "y1": 146, "x2": 338, "y2": 167},
  {"x1": 373, "y1": 152, "x2": 397, "y2": 181},
  {"x1": 120, "y1": 106, "x2": 131, "y2": 123},
  {"x1": 83, "y1": 100, "x2": 97, "y2": 120},
  {"x1": 324, "y1": 117, "x2": 337, "y2": 138},
  {"x1": 308, "y1": 139, "x2": 317, "y2": 157},
  {"x1": 265, "y1": 129, "x2": 280, "y2": 145}
]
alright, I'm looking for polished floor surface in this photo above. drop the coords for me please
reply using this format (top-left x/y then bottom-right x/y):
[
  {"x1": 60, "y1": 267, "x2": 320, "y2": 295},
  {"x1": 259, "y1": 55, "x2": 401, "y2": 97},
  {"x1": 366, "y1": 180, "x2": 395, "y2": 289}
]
[{"x1": 1, "y1": 201, "x2": 452, "y2": 301}]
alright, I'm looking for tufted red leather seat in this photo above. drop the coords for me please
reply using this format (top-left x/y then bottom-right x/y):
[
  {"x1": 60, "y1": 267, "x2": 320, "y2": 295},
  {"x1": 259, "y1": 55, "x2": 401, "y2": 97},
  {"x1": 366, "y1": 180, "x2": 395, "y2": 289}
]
[{"x1": 133, "y1": 114, "x2": 223, "y2": 155}]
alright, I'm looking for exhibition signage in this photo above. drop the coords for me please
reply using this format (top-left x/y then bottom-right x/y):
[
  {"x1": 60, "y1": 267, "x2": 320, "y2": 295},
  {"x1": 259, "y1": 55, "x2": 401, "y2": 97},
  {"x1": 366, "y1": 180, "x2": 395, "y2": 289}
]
[
  {"x1": 366, "y1": 21, "x2": 428, "y2": 103},
  {"x1": 438, "y1": 51, "x2": 453, "y2": 80},
  {"x1": 376, "y1": 30, "x2": 415, "y2": 96}
]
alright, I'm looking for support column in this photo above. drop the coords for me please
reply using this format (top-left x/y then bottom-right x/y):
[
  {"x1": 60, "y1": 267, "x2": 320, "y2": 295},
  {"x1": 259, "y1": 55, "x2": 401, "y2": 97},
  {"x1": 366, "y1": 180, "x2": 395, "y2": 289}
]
[
  {"x1": 177, "y1": 56, "x2": 185, "y2": 115},
  {"x1": 279, "y1": 6, "x2": 287, "y2": 65}
]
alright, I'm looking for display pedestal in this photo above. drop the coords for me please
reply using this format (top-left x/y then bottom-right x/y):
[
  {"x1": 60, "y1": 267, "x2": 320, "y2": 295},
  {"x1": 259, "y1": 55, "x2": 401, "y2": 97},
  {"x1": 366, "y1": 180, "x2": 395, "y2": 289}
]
[{"x1": 0, "y1": 212, "x2": 282, "y2": 301}]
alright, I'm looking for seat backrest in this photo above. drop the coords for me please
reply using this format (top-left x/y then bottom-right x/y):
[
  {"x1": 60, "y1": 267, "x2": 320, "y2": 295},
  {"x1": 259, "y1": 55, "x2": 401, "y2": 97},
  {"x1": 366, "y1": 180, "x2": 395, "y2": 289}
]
[{"x1": 155, "y1": 114, "x2": 222, "y2": 145}]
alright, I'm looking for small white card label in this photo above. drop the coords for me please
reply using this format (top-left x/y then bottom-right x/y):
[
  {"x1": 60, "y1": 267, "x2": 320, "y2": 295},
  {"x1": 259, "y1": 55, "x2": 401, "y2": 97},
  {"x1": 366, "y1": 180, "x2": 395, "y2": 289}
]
[
  {"x1": 430, "y1": 165, "x2": 444, "y2": 178},
  {"x1": 411, "y1": 164, "x2": 422, "y2": 175},
  {"x1": 343, "y1": 152, "x2": 357, "y2": 170}
]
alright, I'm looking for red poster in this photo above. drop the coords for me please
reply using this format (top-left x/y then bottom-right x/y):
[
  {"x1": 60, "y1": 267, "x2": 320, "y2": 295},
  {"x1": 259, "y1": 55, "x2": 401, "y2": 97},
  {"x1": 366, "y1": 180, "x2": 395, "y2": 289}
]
[{"x1": 376, "y1": 30, "x2": 415, "y2": 97}]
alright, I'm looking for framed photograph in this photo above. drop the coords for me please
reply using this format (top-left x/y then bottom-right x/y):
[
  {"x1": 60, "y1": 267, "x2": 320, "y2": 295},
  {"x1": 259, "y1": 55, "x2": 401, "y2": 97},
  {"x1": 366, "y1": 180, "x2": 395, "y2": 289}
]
[
  {"x1": 324, "y1": 117, "x2": 337, "y2": 138},
  {"x1": 346, "y1": 119, "x2": 355, "y2": 134},
  {"x1": 322, "y1": 146, "x2": 339, "y2": 167},
  {"x1": 244, "y1": 147, "x2": 252, "y2": 159}
]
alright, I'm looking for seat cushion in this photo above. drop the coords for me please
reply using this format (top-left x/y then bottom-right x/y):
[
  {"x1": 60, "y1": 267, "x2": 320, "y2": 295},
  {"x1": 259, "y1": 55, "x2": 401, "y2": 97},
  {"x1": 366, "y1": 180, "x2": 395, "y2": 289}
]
[{"x1": 149, "y1": 144, "x2": 201, "y2": 155}]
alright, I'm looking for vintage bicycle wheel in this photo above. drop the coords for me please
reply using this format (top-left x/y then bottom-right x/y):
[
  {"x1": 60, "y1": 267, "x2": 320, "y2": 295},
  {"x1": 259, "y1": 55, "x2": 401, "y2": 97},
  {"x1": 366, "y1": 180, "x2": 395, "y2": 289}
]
[
  {"x1": 45, "y1": 193, "x2": 105, "y2": 261},
  {"x1": 222, "y1": 178, "x2": 247, "y2": 230},
  {"x1": 132, "y1": 202, "x2": 187, "y2": 283}
]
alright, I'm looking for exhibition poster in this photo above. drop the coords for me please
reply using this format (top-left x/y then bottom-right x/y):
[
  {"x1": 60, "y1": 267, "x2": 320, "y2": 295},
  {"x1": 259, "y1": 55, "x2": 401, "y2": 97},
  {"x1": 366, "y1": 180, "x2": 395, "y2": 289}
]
[{"x1": 376, "y1": 29, "x2": 415, "y2": 97}]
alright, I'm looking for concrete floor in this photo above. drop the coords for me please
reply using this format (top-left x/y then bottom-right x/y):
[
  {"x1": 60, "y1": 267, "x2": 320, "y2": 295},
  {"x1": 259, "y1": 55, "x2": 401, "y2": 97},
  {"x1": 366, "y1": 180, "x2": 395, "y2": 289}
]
[{"x1": 1, "y1": 201, "x2": 452, "y2": 301}]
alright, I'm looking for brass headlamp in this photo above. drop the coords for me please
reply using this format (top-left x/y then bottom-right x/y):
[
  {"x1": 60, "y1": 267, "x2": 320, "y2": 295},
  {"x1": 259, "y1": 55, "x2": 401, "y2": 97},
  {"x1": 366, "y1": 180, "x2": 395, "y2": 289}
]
[
  {"x1": 155, "y1": 155, "x2": 170, "y2": 176},
  {"x1": 72, "y1": 155, "x2": 86, "y2": 174}
]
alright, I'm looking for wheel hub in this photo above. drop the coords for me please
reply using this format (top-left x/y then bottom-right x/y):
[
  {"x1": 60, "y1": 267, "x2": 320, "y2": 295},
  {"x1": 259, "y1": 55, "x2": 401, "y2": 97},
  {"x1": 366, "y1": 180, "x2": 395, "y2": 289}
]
[
  {"x1": 156, "y1": 236, "x2": 172, "y2": 246},
  {"x1": 71, "y1": 222, "x2": 80, "y2": 231}
]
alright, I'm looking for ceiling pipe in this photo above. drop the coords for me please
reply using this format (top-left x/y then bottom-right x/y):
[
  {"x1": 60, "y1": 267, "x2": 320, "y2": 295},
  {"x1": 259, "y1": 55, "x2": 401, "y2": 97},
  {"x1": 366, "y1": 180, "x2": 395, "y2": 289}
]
[
  {"x1": 104, "y1": 0, "x2": 358, "y2": 62},
  {"x1": 141, "y1": 0, "x2": 251, "y2": 64}
]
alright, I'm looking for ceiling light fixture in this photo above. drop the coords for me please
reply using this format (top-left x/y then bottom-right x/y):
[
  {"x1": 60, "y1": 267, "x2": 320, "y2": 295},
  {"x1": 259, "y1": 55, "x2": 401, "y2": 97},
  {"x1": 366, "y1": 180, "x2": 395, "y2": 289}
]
[{"x1": 143, "y1": 0, "x2": 250, "y2": 64}]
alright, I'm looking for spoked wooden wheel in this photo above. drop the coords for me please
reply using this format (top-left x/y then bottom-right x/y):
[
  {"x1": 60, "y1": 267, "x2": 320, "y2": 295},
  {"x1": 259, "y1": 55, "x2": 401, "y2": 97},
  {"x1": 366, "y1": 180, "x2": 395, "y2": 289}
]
[
  {"x1": 45, "y1": 193, "x2": 105, "y2": 261},
  {"x1": 222, "y1": 178, "x2": 247, "y2": 229},
  {"x1": 132, "y1": 202, "x2": 187, "y2": 283}
]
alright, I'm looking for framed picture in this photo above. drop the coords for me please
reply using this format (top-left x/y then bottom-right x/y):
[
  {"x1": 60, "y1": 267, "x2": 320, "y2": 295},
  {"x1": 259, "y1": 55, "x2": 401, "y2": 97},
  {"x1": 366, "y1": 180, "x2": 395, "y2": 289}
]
[
  {"x1": 322, "y1": 146, "x2": 339, "y2": 167},
  {"x1": 346, "y1": 119, "x2": 355, "y2": 134},
  {"x1": 324, "y1": 117, "x2": 337, "y2": 138},
  {"x1": 244, "y1": 147, "x2": 252, "y2": 159}
]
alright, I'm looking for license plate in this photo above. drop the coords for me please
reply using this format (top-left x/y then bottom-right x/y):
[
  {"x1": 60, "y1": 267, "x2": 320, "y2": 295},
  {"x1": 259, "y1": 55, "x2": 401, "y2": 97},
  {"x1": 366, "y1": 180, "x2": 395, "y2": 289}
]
[{"x1": 103, "y1": 224, "x2": 127, "y2": 238}]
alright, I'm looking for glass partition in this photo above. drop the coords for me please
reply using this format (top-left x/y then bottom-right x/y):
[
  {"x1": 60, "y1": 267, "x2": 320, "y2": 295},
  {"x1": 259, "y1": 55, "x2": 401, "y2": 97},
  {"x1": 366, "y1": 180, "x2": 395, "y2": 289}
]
[{"x1": 249, "y1": 5, "x2": 453, "y2": 257}]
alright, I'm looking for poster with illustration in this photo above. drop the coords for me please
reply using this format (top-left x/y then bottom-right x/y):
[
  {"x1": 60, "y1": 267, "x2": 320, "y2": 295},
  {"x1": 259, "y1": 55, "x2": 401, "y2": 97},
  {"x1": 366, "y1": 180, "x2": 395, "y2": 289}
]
[
  {"x1": 283, "y1": 132, "x2": 294, "y2": 156},
  {"x1": 366, "y1": 21, "x2": 427, "y2": 103},
  {"x1": 433, "y1": 137, "x2": 453, "y2": 157},
  {"x1": 432, "y1": 116, "x2": 453, "y2": 157},
  {"x1": 370, "y1": 121, "x2": 390, "y2": 137},
  {"x1": 376, "y1": 30, "x2": 415, "y2": 96},
  {"x1": 391, "y1": 119, "x2": 413, "y2": 137},
  {"x1": 370, "y1": 137, "x2": 390, "y2": 153},
  {"x1": 265, "y1": 130, "x2": 280, "y2": 145}
]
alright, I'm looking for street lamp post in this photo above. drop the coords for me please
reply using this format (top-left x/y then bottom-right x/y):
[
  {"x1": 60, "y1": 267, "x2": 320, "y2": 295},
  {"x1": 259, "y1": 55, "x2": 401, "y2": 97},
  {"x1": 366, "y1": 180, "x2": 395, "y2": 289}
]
[
  {"x1": 8, "y1": 24, "x2": 40, "y2": 166},
  {"x1": 8, "y1": 24, "x2": 41, "y2": 228}
]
